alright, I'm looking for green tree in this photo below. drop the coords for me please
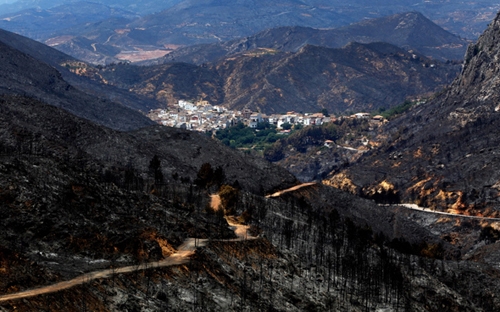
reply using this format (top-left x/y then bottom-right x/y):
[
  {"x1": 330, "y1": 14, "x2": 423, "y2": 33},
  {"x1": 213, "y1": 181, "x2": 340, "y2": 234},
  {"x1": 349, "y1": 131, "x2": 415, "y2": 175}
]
[{"x1": 281, "y1": 122, "x2": 292, "y2": 130}]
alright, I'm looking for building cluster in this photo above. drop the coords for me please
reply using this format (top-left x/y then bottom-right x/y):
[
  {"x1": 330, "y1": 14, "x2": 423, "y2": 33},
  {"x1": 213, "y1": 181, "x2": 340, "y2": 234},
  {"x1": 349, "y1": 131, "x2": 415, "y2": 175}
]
[
  {"x1": 147, "y1": 100, "x2": 388, "y2": 133},
  {"x1": 147, "y1": 100, "x2": 338, "y2": 132}
]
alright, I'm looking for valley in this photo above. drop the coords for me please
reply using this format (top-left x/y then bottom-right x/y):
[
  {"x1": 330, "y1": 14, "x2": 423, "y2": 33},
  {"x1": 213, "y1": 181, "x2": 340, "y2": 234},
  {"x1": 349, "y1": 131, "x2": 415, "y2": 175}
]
[{"x1": 2, "y1": 1, "x2": 500, "y2": 311}]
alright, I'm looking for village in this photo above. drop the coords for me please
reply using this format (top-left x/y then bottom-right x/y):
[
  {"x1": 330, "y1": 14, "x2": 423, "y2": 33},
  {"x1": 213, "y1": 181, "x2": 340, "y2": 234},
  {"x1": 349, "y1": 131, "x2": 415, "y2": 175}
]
[{"x1": 147, "y1": 99, "x2": 386, "y2": 133}]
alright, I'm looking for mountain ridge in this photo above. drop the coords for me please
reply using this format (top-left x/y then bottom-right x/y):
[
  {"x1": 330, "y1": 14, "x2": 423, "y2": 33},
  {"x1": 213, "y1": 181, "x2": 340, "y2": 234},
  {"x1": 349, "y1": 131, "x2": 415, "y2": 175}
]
[
  {"x1": 0, "y1": 36, "x2": 154, "y2": 131},
  {"x1": 97, "y1": 41, "x2": 459, "y2": 114},
  {"x1": 0, "y1": 27, "x2": 159, "y2": 113},
  {"x1": 326, "y1": 11, "x2": 500, "y2": 216},
  {"x1": 150, "y1": 11, "x2": 469, "y2": 66}
]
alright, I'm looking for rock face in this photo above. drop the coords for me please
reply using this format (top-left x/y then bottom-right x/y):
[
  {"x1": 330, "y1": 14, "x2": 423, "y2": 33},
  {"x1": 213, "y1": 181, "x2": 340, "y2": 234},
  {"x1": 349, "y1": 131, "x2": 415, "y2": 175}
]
[
  {"x1": 98, "y1": 42, "x2": 459, "y2": 114},
  {"x1": 326, "y1": 12, "x2": 500, "y2": 216},
  {"x1": 153, "y1": 12, "x2": 469, "y2": 66}
]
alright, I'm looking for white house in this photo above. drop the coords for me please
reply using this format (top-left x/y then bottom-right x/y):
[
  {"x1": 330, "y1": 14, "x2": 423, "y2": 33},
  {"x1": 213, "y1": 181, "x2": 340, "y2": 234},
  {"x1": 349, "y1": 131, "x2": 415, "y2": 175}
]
[
  {"x1": 249, "y1": 113, "x2": 263, "y2": 128},
  {"x1": 355, "y1": 112, "x2": 371, "y2": 119},
  {"x1": 178, "y1": 100, "x2": 197, "y2": 111}
]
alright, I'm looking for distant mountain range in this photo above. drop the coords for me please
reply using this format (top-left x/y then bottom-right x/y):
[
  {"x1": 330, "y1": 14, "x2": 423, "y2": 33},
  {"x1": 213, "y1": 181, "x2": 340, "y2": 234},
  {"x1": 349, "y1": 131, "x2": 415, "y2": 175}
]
[
  {"x1": 0, "y1": 0, "x2": 183, "y2": 15},
  {"x1": 40, "y1": 10, "x2": 470, "y2": 66},
  {"x1": 1, "y1": 0, "x2": 498, "y2": 64},
  {"x1": 149, "y1": 12, "x2": 469, "y2": 66},
  {"x1": 0, "y1": 2, "x2": 139, "y2": 41}
]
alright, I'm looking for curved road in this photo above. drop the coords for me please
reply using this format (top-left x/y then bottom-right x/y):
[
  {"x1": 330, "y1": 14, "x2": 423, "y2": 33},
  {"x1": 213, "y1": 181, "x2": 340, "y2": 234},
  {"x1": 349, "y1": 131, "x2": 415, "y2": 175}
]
[{"x1": 0, "y1": 217, "x2": 255, "y2": 303}]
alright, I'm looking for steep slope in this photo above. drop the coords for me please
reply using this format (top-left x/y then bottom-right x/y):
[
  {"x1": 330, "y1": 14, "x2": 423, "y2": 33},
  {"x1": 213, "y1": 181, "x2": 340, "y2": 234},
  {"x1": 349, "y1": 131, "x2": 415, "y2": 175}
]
[
  {"x1": 96, "y1": 61, "x2": 225, "y2": 107},
  {"x1": 0, "y1": 38, "x2": 153, "y2": 131},
  {"x1": 38, "y1": 0, "x2": 352, "y2": 64},
  {"x1": 216, "y1": 43, "x2": 458, "y2": 114},
  {"x1": 99, "y1": 42, "x2": 459, "y2": 114},
  {"x1": 326, "y1": 11, "x2": 500, "y2": 216},
  {"x1": 2, "y1": 94, "x2": 500, "y2": 311},
  {"x1": 0, "y1": 27, "x2": 158, "y2": 113},
  {"x1": 152, "y1": 12, "x2": 469, "y2": 65}
]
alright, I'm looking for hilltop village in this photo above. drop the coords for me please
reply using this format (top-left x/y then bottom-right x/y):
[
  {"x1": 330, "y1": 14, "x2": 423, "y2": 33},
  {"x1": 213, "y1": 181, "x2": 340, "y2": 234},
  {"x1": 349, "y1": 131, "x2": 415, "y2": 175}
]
[{"x1": 147, "y1": 99, "x2": 386, "y2": 133}]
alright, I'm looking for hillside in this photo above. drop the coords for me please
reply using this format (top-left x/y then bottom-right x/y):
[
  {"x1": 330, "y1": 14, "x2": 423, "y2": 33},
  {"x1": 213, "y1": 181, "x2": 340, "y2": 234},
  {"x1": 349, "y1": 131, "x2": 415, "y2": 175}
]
[
  {"x1": 97, "y1": 42, "x2": 459, "y2": 114},
  {"x1": 2, "y1": 0, "x2": 498, "y2": 40},
  {"x1": 0, "y1": 2, "x2": 138, "y2": 41},
  {"x1": 2, "y1": 94, "x2": 500, "y2": 311},
  {"x1": 326, "y1": 11, "x2": 500, "y2": 217},
  {"x1": 152, "y1": 12, "x2": 469, "y2": 65},
  {"x1": 0, "y1": 38, "x2": 153, "y2": 131},
  {"x1": 2, "y1": 11, "x2": 500, "y2": 311},
  {"x1": 0, "y1": 28, "x2": 158, "y2": 113},
  {"x1": 0, "y1": 0, "x2": 183, "y2": 15}
]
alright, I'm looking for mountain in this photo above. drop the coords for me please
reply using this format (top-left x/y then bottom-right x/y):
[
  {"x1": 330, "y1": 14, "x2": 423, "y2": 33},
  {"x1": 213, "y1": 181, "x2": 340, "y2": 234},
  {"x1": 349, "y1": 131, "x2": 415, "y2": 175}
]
[
  {"x1": 1, "y1": 94, "x2": 500, "y2": 310},
  {"x1": 96, "y1": 42, "x2": 459, "y2": 114},
  {"x1": 0, "y1": 35, "x2": 153, "y2": 131},
  {"x1": 125, "y1": 0, "x2": 352, "y2": 46},
  {"x1": 42, "y1": 0, "x2": 352, "y2": 64},
  {"x1": 1, "y1": 93, "x2": 500, "y2": 311},
  {"x1": 0, "y1": 0, "x2": 182, "y2": 15},
  {"x1": 0, "y1": 27, "x2": 159, "y2": 112},
  {"x1": 2, "y1": 0, "x2": 499, "y2": 40},
  {"x1": 2, "y1": 9, "x2": 500, "y2": 311},
  {"x1": 1, "y1": 0, "x2": 498, "y2": 65},
  {"x1": 151, "y1": 12, "x2": 469, "y2": 65},
  {"x1": 326, "y1": 11, "x2": 500, "y2": 217},
  {"x1": 308, "y1": 0, "x2": 500, "y2": 40},
  {"x1": 36, "y1": 1, "x2": 498, "y2": 64},
  {"x1": 0, "y1": 2, "x2": 139, "y2": 40}
]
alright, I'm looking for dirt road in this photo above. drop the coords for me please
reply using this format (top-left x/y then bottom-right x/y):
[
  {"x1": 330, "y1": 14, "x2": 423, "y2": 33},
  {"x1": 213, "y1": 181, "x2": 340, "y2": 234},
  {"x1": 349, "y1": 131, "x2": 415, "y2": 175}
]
[
  {"x1": 266, "y1": 182, "x2": 317, "y2": 198},
  {"x1": 394, "y1": 203, "x2": 500, "y2": 221},
  {"x1": 0, "y1": 209, "x2": 256, "y2": 303},
  {"x1": 0, "y1": 253, "x2": 191, "y2": 303}
]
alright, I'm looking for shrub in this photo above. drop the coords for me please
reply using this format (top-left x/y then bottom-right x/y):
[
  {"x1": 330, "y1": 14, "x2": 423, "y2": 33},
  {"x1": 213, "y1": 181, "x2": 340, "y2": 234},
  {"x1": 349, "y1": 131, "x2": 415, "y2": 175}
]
[{"x1": 219, "y1": 184, "x2": 239, "y2": 215}]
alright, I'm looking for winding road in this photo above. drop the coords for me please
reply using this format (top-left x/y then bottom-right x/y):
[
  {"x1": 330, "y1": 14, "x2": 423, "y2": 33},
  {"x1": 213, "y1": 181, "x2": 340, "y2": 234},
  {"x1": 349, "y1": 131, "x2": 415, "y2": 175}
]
[
  {"x1": 4, "y1": 183, "x2": 498, "y2": 303},
  {"x1": 0, "y1": 207, "x2": 255, "y2": 303}
]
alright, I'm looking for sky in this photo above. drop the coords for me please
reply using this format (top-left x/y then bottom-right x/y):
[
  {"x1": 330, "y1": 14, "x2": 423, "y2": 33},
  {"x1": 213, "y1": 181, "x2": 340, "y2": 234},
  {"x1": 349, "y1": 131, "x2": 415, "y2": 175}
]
[{"x1": 0, "y1": 0, "x2": 17, "y2": 4}]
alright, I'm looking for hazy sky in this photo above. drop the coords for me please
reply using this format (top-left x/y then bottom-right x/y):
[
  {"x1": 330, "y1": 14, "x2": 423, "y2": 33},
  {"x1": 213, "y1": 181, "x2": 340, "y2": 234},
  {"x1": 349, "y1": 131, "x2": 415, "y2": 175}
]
[{"x1": 0, "y1": 0, "x2": 17, "y2": 4}]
